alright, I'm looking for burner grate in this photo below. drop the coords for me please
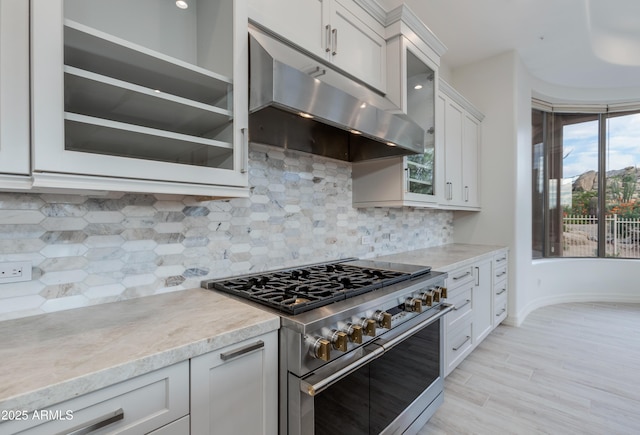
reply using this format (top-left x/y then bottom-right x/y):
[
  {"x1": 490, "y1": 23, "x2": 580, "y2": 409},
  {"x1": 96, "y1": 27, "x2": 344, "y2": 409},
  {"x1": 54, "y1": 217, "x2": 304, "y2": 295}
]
[{"x1": 206, "y1": 261, "x2": 411, "y2": 314}]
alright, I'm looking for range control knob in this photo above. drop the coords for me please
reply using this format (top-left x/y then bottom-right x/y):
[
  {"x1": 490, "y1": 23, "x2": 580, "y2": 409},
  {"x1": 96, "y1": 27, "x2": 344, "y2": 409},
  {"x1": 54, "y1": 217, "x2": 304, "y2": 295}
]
[
  {"x1": 330, "y1": 330, "x2": 348, "y2": 352},
  {"x1": 438, "y1": 286, "x2": 448, "y2": 299},
  {"x1": 361, "y1": 318, "x2": 376, "y2": 336},
  {"x1": 312, "y1": 338, "x2": 331, "y2": 361},
  {"x1": 405, "y1": 297, "x2": 422, "y2": 313},
  {"x1": 345, "y1": 323, "x2": 363, "y2": 343},
  {"x1": 432, "y1": 287, "x2": 442, "y2": 302},
  {"x1": 373, "y1": 310, "x2": 392, "y2": 329},
  {"x1": 421, "y1": 290, "x2": 435, "y2": 306}
]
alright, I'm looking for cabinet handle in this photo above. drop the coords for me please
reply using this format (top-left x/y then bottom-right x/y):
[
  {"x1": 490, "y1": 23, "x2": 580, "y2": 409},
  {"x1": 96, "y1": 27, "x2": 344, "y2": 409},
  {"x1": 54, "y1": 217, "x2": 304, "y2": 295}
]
[
  {"x1": 496, "y1": 271, "x2": 507, "y2": 278},
  {"x1": 496, "y1": 255, "x2": 507, "y2": 263},
  {"x1": 220, "y1": 340, "x2": 264, "y2": 361},
  {"x1": 452, "y1": 271, "x2": 471, "y2": 281},
  {"x1": 452, "y1": 336, "x2": 470, "y2": 351},
  {"x1": 240, "y1": 127, "x2": 248, "y2": 174},
  {"x1": 325, "y1": 25, "x2": 332, "y2": 52},
  {"x1": 475, "y1": 266, "x2": 479, "y2": 286},
  {"x1": 61, "y1": 408, "x2": 124, "y2": 435},
  {"x1": 464, "y1": 185, "x2": 469, "y2": 202},
  {"x1": 496, "y1": 288, "x2": 507, "y2": 296},
  {"x1": 332, "y1": 28, "x2": 338, "y2": 55},
  {"x1": 453, "y1": 299, "x2": 471, "y2": 311},
  {"x1": 496, "y1": 308, "x2": 506, "y2": 317}
]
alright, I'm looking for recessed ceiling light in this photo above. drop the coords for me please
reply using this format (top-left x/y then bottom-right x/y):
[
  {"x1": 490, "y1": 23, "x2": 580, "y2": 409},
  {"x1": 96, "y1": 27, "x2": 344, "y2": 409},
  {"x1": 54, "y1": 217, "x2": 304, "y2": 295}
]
[
  {"x1": 414, "y1": 84, "x2": 423, "y2": 90},
  {"x1": 350, "y1": 130, "x2": 362, "y2": 135},
  {"x1": 176, "y1": 1, "x2": 188, "y2": 9},
  {"x1": 360, "y1": 103, "x2": 367, "y2": 109},
  {"x1": 299, "y1": 112, "x2": 314, "y2": 119},
  {"x1": 386, "y1": 142, "x2": 397, "y2": 147}
]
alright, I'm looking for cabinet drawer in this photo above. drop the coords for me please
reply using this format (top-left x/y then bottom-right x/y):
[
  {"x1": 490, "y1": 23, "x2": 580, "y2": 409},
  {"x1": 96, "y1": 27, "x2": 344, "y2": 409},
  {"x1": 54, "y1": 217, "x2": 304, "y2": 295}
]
[
  {"x1": 447, "y1": 284, "x2": 472, "y2": 328},
  {"x1": 3, "y1": 361, "x2": 189, "y2": 435},
  {"x1": 494, "y1": 281, "x2": 507, "y2": 299},
  {"x1": 446, "y1": 266, "x2": 474, "y2": 290},
  {"x1": 446, "y1": 317, "x2": 473, "y2": 374},
  {"x1": 494, "y1": 293, "x2": 508, "y2": 325},
  {"x1": 494, "y1": 264, "x2": 508, "y2": 282}
]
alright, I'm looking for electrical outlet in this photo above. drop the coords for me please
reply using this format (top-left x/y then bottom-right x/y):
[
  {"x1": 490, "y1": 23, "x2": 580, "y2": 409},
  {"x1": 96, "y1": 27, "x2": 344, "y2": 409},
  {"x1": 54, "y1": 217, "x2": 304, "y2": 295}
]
[
  {"x1": 0, "y1": 261, "x2": 32, "y2": 284},
  {"x1": 361, "y1": 235, "x2": 373, "y2": 245}
]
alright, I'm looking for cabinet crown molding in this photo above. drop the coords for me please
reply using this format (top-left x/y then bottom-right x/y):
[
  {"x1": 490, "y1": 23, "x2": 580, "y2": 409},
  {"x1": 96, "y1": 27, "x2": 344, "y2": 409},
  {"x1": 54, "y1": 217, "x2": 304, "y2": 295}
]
[
  {"x1": 385, "y1": 4, "x2": 447, "y2": 58},
  {"x1": 351, "y1": 0, "x2": 387, "y2": 25},
  {"x1": 440, "y1": 79, "x2": 485, "y2": 121}
]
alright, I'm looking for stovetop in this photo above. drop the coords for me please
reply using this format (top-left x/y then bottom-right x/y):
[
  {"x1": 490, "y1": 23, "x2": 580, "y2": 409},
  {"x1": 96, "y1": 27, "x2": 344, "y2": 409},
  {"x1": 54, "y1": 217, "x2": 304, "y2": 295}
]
[{"x1": 201, "y1": 259, "x2": 431, "y2": 315}]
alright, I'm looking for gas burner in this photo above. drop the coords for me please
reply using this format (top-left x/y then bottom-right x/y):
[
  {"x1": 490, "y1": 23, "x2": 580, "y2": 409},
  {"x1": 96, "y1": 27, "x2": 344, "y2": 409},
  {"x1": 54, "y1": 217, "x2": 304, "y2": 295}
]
[{"x1": 202, "y1": 259, "x2": 423, "y2": 315}]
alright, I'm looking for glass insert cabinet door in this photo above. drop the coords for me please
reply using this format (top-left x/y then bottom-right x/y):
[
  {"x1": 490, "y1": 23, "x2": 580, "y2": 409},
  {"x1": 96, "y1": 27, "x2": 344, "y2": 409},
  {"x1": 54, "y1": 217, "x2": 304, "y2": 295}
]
[
  {"x1": 31, "y1": 0, "x2": 248, "y2": 192},
  {"x1": 405, "y1": 49, "x2": 436, "y2": 197}
]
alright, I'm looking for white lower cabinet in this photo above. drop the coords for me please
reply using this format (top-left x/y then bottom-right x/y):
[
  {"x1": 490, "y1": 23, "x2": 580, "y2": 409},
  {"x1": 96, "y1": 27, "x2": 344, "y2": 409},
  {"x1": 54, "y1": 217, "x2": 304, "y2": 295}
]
[
  {"x1": 493, "y1": 252, "x2": 509, "y2": 326},
  {"x1": 190, "y1": 331, "x2": 278, "y2": 435},
  {"x1": 472, "y1": 259, "x2": 492, "y2": 344},
  {"x1": 444, "y1": 265, "x2": 474, "y2": 375},
  {"x1": 445, "y1": 249, "x2": 509, "y2": 376},
  {"x1": 3, "y1": 362, "x2": 189, "y2": 435}
]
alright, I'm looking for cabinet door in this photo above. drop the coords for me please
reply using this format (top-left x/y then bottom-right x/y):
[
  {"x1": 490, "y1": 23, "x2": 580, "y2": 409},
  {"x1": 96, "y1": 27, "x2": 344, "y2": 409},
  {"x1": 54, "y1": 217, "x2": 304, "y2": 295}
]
[
  {"x1": 462, "y1": 113, "x2": 480, "y2": 207},
  {"x1": 329, "y1": 1, "x2": 386, "y2": 92},
  {"x1": 248, "y1": 0, "x2": 328, "y2": 59},
  {"x1": 472, "y1": 259, "x2": 492, "y2": 344},
  {"x1": 190, "y1": 331, "x2": 278, "y2": 435},
  {"x1": 31, "y1": 0, "x2": 249, "y2": 195},
  {"x1": 0, "y1": 0, "x2": 30, "y2": 176},
  {"x1": 443, "y1": 97, "x2": 464, "y2": 204}
]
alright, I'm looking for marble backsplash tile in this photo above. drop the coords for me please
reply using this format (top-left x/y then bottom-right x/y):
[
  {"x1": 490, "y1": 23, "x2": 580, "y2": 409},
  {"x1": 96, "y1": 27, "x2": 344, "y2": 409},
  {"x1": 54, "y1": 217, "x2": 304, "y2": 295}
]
[{"x1": 0, "y1": 144, "x2": 453, "y2": 320}]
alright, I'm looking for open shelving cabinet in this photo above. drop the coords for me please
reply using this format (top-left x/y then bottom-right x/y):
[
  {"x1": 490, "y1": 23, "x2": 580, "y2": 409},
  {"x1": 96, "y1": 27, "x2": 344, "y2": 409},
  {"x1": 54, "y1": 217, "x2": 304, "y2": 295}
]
[{"x1": 31, "y1": 0, "x2": 249, "y2": 197}]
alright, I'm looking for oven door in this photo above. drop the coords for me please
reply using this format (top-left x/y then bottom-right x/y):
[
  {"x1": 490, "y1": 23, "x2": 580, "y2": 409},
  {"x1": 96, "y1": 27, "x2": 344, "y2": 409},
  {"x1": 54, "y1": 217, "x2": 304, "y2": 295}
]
[{"x1": 290, "y1": 305, "x2": 453, "y2": 435}]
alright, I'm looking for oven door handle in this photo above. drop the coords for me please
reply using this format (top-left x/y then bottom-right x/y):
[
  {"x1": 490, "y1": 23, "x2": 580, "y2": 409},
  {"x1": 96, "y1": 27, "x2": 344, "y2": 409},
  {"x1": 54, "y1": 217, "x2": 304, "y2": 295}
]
[
  {"x1": 300, "y1": 345, "x2": 385, "y2": 396},
  {"x1": 300, "y1": 304, "x2": 454, "y2": 397},
  {"x1": 375, "y1": 304, "x2": 453, "y2": 352}
]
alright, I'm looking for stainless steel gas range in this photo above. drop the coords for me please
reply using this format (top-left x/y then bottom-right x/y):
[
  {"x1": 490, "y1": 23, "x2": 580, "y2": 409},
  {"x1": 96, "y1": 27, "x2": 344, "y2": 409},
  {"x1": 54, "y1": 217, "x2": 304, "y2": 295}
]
[{"x1": 202, "y1": 258, "x2": 451, "y2": 435}]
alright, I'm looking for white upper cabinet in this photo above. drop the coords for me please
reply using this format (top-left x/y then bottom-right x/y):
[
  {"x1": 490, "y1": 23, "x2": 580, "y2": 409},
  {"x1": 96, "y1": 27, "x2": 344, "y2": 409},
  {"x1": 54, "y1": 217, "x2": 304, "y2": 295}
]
[
  {"x1": 247, "y1": 0, "x2": 386, "y2": 92},
  {"x1": 439, "y1": 79, "x2": 483, "y2": 210},
  {"x1": 352, "y1": 37, "x2": 440, "y2": 208},
  {"x1": 0, "y1": 0, "x2": 30, "y2": 185},
  {"x1": 30, "y1": 0, "x2": 249, "y2": 197}
]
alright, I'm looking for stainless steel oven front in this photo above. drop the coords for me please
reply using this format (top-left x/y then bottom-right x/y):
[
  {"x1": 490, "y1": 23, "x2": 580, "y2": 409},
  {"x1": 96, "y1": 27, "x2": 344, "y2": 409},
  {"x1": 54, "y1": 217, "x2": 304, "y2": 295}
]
[{"x1": 287, "y1": 304, "x2": 452, "y2": 435}]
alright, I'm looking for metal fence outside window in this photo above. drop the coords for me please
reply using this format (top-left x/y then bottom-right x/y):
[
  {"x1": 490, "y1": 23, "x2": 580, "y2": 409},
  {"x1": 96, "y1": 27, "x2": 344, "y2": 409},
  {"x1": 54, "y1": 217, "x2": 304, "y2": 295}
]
[{"x1": 563, "y1": 214, "x2": 640, "y2": 258}]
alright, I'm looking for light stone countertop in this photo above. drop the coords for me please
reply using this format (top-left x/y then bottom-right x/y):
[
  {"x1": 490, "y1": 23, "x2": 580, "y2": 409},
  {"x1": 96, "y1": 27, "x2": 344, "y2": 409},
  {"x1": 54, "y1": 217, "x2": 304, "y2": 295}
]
[
  {"x1": 0, "y1": 288, "x2": 279, "y2": 412},
  {"x1": 375, "y1": 243, "x2": 508, "y2": 272}
]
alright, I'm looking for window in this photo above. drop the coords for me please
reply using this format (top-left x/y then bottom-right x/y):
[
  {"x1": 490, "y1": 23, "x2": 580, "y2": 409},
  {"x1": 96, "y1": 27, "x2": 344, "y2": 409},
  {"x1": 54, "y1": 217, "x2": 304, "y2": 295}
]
[{"x1": 532, "y1": 104, "x2": 640, "y2": 259}]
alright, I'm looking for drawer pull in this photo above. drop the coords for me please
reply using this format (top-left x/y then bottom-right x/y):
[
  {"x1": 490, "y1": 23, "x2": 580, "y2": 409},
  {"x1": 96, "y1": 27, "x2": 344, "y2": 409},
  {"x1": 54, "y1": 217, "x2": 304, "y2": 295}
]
[
  {"x1": 220, "y1": 340, "x2": 264, "y2": 361},
  {"x1": 452, "y1": 336, "x2": 471, "y2": 351},
  {"x1": 454, "y1": 299, "x2": 471, "y2": 311},
  {"x1": 496, "y1": 271, "x2": 507, "y2": 278},
  {"x1": 62, "y1": 408, "x2": 124, "y2": 435},
  {"x1": 496, "y1": 308, "x2": 506, "y2": 317},
  {"x1": 452, "y1": 271, "x2": 471, "y2": 281},
  {"x1": 496, "y1": 256, "x2": 507, "y2": 263},
  {"x1": 496, "y1": 288, "x2": 507, "y2": 296}
]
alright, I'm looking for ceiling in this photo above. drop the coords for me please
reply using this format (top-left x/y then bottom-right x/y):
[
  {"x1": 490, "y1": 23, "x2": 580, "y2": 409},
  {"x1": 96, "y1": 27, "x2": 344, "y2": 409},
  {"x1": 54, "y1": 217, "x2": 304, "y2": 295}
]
[{"x1": 386, "y1": 0, "x2": 640, "y2": 89}]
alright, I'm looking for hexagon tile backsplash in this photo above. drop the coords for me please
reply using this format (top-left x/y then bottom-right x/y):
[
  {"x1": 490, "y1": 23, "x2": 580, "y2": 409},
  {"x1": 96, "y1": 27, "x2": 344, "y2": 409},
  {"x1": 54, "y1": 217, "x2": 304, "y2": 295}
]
[{"x1": 0, "y1": 144, "x2": 453, "y2": 320}]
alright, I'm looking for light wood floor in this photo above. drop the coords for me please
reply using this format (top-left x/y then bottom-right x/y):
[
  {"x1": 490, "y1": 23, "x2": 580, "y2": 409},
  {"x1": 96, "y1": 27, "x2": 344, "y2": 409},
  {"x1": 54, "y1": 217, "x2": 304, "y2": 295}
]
[{"x1": 418, "y1": 302, "x2": 640, "y2": 435}]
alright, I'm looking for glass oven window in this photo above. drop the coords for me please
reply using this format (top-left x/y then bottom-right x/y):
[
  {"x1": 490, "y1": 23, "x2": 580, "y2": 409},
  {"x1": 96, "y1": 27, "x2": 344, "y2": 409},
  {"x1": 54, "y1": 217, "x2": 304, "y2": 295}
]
[{"x1": 314, "y1": 319, "x2": 441, "y2": 434}]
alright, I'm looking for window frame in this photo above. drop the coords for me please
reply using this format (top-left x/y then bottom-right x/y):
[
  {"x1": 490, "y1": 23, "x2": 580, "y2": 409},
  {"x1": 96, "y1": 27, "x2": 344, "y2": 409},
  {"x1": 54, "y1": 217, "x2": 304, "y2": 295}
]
[{"x1": 532, "y1": 100, "x2": 640, "y2": 259}]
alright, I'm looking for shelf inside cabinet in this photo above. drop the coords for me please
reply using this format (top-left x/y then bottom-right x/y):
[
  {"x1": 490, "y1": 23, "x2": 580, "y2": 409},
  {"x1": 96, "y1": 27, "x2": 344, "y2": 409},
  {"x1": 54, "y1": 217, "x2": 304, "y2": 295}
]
[
  {"x1": 64, "y1": 66, "x2": 232, "y2": 137},
  {"x1": 64, "y1": 113, "x2": 234, "y2": 169},
  {"x1": 64, "y1": 20, "x2": 232, "y2": 106}
]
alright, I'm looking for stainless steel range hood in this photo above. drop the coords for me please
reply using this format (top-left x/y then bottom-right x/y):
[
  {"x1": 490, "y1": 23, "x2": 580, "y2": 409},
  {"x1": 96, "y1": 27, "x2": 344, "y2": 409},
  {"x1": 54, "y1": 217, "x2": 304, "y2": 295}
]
[{"x1": 248, "y1": 25, "x2": 426, "y2": 162}]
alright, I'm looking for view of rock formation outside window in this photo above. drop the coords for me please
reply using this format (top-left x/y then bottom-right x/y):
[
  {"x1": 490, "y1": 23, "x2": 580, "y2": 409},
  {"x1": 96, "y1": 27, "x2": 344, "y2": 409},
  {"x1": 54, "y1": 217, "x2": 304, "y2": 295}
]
[{"x1": 532, "y1": 109, "x2": 640, "y2": 258}]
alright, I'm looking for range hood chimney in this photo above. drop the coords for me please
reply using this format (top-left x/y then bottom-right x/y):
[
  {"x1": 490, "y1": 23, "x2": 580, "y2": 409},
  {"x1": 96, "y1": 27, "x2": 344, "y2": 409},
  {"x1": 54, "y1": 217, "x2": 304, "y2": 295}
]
[{"x1": 248, "y1": 25, "x2": 426, "y2": 162}]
